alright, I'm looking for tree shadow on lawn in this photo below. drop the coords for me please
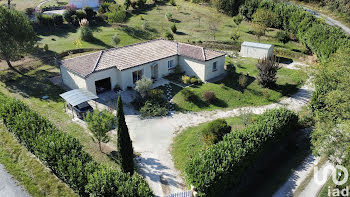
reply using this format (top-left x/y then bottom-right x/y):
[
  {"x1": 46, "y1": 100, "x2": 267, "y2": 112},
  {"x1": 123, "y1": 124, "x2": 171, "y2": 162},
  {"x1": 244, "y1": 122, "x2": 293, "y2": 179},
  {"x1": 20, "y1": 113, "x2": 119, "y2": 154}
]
[
  {"x1": 217, "y1": 72, "x2": 255, "y2": 93},
  {"x1": 120, "y1": 25, "x2": 155, "y2": 40},
  {"x1": 0, "y1": 68, "x2": 64, "y2": 102},
  {"x1": 86, "y1": 37, "x2": 114, "y2": 49},
  {"x1": 273, "y1": 83, "x2": 299, "y2": 97},
  {"x1": 35, "y1": 24, "x2": 78, "y2": 38}
]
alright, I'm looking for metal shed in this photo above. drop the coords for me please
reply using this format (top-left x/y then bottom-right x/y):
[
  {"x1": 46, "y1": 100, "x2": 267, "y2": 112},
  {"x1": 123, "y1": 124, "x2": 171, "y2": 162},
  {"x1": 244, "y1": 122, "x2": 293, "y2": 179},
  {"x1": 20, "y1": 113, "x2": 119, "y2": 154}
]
[{"x1": 240, "y1": 41, "x2": 274, "y2": 59}]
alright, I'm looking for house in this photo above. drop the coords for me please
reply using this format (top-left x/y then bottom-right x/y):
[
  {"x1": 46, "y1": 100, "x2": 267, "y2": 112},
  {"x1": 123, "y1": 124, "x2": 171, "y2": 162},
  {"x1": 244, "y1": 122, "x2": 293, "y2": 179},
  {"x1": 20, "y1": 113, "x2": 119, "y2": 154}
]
[
  {"x1": 240, "y1": 41, "x2": 274, "y2": 59},
  {"x1": 60, "y1": 39, "x2": 226, "y2": 95},
  {"x1": 68, "y1": 0, "x2": 100, "y2": 9}
]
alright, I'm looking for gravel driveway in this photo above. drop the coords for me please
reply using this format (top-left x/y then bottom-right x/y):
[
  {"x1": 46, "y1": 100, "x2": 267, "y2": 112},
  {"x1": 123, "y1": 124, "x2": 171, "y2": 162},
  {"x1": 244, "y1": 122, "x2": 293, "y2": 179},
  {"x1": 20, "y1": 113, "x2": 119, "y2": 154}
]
[
  {"x1": 0, "y1": 163, "x2": 30, "y2": 197},
  {"x1": 124, "y1": 63, "x2": 314, "y2": 196}
]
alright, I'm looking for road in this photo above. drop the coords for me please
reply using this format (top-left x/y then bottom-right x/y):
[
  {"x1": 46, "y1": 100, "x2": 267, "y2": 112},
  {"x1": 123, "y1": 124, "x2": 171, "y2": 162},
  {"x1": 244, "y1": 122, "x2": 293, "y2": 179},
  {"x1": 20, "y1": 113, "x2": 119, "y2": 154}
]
[{"x1": 0, "y1": 163, "x2": 30, "y2": 197}]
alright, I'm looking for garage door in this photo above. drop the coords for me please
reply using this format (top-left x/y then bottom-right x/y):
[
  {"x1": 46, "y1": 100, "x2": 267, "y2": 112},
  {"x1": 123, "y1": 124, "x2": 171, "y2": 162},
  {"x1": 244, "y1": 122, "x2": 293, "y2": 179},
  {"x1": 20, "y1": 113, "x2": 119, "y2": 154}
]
[{"x1": 95, "y1": 77, "x2": 111, "y2": 94}]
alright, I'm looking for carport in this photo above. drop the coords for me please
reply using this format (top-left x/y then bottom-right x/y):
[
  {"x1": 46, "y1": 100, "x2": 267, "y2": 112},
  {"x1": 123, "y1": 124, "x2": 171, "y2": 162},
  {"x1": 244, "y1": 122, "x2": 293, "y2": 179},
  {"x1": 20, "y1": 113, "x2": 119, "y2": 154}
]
[{"x1": 60, "y1": 88, "x2": 98, "y2": 118}]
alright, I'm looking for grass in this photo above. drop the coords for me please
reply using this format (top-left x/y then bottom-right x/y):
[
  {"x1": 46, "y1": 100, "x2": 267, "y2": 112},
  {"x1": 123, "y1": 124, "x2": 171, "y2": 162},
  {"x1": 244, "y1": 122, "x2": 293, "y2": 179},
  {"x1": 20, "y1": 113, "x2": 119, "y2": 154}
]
[
  {"x1": 0, "y1": 123, "x2": 77, "y2": 197},
  {"x1": 171, "y1": 115, "x2": 257, "y2": 174},
  {"x1": 0, "y1": 0, "x2": 42, "y2": 10},
  {"x1": 35, "y1": 0, "x2": 309, "y2": 61},
  {"x1": 172, "y1": 57, "x2": 308, "y2": 112},
  {"x1": 0, "y1": 60, "x2": 120, "y2": 170}
]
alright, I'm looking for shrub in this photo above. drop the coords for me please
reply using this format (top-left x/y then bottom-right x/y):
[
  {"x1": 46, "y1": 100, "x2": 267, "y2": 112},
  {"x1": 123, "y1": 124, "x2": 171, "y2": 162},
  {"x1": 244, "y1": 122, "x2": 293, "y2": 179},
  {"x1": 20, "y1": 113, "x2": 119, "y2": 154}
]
[
  {"x1": 169, "y1": 0, "x2": 176, "y2": 6},
  {"x1": 25, "y1": 7, "x2": 34, "y2": 16},
  {"x1": 106, "y1": 6, "x2": 126, "y2": 23},
  {"x1": 112, "y1": 34, "x2": 120, "y2": 46},
  {"x1": 63, "y1": 6, "x2": 76, "y2": 23},
  {"x1": 135, "y1": 78, "x2": 153, "y2": 98},
  {"x1": 165, "y1": 13, "x2": 172, "y2": 21},
  {"x1": 256, "y1": 55, "x2": 280, "y2": 88},
  {"x1": 52, "y1": 14, "x2": 63, "y2": 26},
  {"x1": 84, "y1": 6, "x2": 96, "y2": 20},
  {"x1": 276, "y1": 31, "x2": 290, "y2": 45},
  {"x1": 37, "y1": 14, "x2": 54, "y2": 27},
  {"x1": 226, "y1": 63, "x2": 236, "y2": 73},
  {"x1": 137, "y1": 0, "x2": 146, "y2": 9},
  {"x1": 171, "y1": 23, "x2": 177, "y2": 33},
  {"x1": 164, "y1": 31, "x2": 174, "y2": 40},
  {"x1": 0, "y1": 94, "x2": 153, "y2": 196},
  {"x1": 174, "y1": 64, "x2": 181, "y2": 74},
  {"x1": 238, "y1": 74, "x2": 247, "y2": 91},
  {"x1": 190, "y1": 77, "x2": 197, "y2": 84},
  {"x1": 139, "y1": 101, "x2": 169, "y2": 118},
  {"x1": 79, "y1": 26, "x2": 94, "y2": 41},
  {"x1": 44, "y1": 44, "x2": 49, "y2": 51},
  {"x1": 76, "y1": 10, "x2": 87, "y2": 20},
  {"x1": 148, "y1": 89, "x2": 164, "y2": 100},
  {"x1": 181, "y1": 89, "x2": 195, "y2": 101},
  {"x1": 185, "y1": 108, "x2": 298, "y2": 196},
  {"x1": 201, "y1": 119, "x2": 231, "y2": 145},
  {"x1": 202, "y1": 91, "x2": 216, "y2": 104},
  {"x1": 182, "y1": 75, "x2": 190, "y2": 84}
]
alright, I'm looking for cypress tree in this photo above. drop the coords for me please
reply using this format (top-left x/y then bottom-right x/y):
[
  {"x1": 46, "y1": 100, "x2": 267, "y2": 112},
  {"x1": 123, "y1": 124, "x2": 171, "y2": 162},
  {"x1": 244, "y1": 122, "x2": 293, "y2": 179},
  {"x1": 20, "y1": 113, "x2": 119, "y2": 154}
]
[{"x1": 117, "y1": 94, "x2": 134, "y2": 175}]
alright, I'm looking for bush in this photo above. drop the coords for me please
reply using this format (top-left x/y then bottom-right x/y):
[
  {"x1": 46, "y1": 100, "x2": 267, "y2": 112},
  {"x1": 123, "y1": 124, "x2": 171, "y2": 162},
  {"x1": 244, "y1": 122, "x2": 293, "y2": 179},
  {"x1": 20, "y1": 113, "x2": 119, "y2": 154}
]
[
  {"x1": 201, "y1": 119, "x2": 231, "y2": 145},
  {"x1": 169, "y1": 0, "x2": 176, "y2": 6},
  {"x1": 0, "y1": 94, "x2": 153, "y2": 196},
  {"x1": 37, "y1": 14, "x2": 54, "y2": 27},
  {"x1": 75, "y1": 10, "x2": 87, "y2": 20},
  {"x1": 25, "y1": 7, "x2": 34, "y2": 16},
  {"x1": 135, "y1": 78, "x2": 153, "y2": 98},
  {"x1": 137, "y1": 0, "x2": 146, "y2": 9},
  {"x1": 79, "y1": 26, "x2": 94, "y2": 41},
  {"x1": 185, "y1": 108, "x2": 298, "y2": 196},
  {"x1": 139, "y1": 101, "x2": 168, "y2": 118},
  {"x1": 190, "y1": 77, "x2": 197, "y2": 84},
  {"x1": 84, "y1": 6, "x2": 96, "y2": 20},
  {"x1": 171, "y1": 23, "x2": 177, "y2": 33},
  {"x1": 148, "y1": 89, "x2": 164, "y2": 100},
  {"x1": 238, "y1": 74, "x2": 247, "y2": 91},
  {"x1": 63, "y1": 6, "x2": 76, "y2": 23},
  {"x1": 182, "y1": 75, "x2": 190, "y2": 84},
  {"x1": 44, "y1": 44, "x2": 49, "y2": 51},
  {"x1": 112, "y1": 34, "x2": 120, "y2": 46},
  {"x1": 181, "y1": 89, "x2": 195, "y2": 101},
  {"x1": 106, "y1": 6, "x2": 126, "y2": 23},
  {"x1": 256, "y1": 55, "x2": 280, "y2": 88},
  {"x1": 164, "y1": 31, "x2": 174, "y2": 40},
  {"x1": 52, "y1": 14, "x2": 63, "y2": 26},
  {"x1": 202, "y1": 91, "x2": 216, "y2": 104},
  {"x1": 276, "y1": 31, "x2": 290, "y2": 45},
  {"x1": 165, "y1": 13, "x2": 172, "y2": 21}
]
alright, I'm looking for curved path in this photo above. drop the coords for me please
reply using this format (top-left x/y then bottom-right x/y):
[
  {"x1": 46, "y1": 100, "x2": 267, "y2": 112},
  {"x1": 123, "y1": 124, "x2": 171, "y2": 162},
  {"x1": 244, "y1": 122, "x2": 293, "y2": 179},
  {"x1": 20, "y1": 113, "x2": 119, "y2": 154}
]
[
  {"x1": 125, "y1": 64, "x2": 314, "y2": 196},
  {"x1": 0, "y1": 163, "x2": 30, "y2": 197}
]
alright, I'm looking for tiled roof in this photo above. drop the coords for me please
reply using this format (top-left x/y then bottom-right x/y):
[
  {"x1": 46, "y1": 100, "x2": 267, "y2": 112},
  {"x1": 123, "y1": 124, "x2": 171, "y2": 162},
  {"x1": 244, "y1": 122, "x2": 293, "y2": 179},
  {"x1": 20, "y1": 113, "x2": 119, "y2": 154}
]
[{"x1": 60, "y1": 39, "x2": 225, "y2": 78}]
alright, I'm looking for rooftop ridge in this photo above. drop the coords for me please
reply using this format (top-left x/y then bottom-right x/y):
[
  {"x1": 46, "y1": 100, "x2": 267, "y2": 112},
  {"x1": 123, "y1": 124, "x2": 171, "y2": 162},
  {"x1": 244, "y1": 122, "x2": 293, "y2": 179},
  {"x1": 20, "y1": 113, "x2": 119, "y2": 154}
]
[
  {"x1": 91, "y1": 51, "x2": 103, "y2": 74},
  {"x1": 102, "y1": 38, "x2": 168, "y2": 53},
  {"x1": 61, "y1": 50, "x2": 101, "y2": 62}
]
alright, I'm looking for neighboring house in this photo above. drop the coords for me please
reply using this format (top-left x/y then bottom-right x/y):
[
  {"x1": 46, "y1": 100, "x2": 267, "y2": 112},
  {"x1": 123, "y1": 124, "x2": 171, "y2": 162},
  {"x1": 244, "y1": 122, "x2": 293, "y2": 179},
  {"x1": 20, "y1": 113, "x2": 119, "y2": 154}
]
[
  {"x1": 240, "y1": 41, "x2": 274, "y2": 59},
  {"x1": 60, "y1": 39, "x2": 226, "y2": 95},
  {"x1": 69, "y1": 0, "x2": 100, "y2": 8}
]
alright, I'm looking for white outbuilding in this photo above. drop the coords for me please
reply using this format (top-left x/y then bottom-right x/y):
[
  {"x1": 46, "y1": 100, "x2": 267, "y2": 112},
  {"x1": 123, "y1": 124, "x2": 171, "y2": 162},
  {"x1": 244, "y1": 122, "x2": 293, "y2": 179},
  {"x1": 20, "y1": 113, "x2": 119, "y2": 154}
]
[
  {"x1": 69, "y1": 0, "x2": 100, "y2": 8},
  {"x1": 240, "y1": 41, "x2": 274, "y2": 59}
]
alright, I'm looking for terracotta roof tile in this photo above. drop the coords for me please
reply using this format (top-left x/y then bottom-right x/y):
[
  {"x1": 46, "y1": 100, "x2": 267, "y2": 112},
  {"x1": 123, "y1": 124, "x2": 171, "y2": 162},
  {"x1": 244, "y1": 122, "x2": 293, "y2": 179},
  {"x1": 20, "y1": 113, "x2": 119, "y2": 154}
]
[{"x1": 60, "y1": 39, "x2": 225, "y2": 78}]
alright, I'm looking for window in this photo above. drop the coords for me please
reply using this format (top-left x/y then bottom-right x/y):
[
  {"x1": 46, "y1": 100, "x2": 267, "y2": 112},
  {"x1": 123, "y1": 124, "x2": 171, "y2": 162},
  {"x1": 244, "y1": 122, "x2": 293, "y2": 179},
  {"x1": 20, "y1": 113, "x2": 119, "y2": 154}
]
[
  {"x1": 132, "y1": 70, "x2": 143, "y2": 84},
  {"x1": 212, "y1": 62, "x2": 217, "y2": 72},
  {"x1": 168, "y1": 60, "x2": 174, "y2": 70}
]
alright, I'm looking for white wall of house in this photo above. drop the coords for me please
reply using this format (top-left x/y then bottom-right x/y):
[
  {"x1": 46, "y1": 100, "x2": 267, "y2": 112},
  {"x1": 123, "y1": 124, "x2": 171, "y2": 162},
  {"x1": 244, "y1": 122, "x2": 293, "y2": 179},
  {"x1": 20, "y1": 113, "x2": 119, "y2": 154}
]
[
  {"x1": 61, "y1": 66, "x2": 87, "y2": 90},
  {"x1": 69, "y1": 0, "x2": 99, "y2": 8},
  {"x1": 203, "y1": 56, "x2": 226, "y2": 81},
  {"x1": 241, "y1": 44, "x2": 274, "y2": 59},
  {"x1": 119, "y1": 56, "x2": 177, "y2": 90},
  {"x1": 85, "y1": 67, "x2": 120, "y2": 94},
  {"x1": 179, "y1": 56, "x2": 206, "y2": 81}
]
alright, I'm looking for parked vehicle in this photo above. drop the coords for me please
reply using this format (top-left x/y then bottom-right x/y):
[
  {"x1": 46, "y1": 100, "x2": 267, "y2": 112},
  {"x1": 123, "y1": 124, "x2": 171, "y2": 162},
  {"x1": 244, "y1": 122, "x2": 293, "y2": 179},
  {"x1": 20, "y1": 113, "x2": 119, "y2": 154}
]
[{"x1": 67, "y1": 102, "x2": 93, "y2": 119}]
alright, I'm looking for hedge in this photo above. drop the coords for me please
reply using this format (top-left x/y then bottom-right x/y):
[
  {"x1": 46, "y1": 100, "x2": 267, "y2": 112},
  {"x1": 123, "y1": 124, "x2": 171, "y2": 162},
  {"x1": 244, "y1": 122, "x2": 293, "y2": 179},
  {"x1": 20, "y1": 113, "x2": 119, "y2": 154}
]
[
  {"x1": 185, "y1": 108, "x2": 298, "y2": 196},
  {"x1": 0, "y1": 94, "x2": 153, "y2": 197}
]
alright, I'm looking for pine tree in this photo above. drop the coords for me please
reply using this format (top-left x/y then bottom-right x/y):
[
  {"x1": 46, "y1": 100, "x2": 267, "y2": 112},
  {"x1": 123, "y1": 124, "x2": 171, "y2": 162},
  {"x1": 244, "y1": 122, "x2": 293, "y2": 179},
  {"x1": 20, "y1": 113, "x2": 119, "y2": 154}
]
[{"x1": 117, "y1": 94, "x2": 134, "y2": 175}]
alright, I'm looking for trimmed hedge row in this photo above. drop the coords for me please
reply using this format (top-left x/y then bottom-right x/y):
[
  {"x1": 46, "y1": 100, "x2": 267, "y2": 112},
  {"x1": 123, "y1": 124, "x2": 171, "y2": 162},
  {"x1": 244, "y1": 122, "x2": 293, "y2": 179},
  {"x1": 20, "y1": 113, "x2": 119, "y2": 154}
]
[
  {"x1": 0, "y1": 94, "x2": 153, "y2": 197},
  {"x1": 185, "y1": 108, "x2": 298, "y2": 196}
]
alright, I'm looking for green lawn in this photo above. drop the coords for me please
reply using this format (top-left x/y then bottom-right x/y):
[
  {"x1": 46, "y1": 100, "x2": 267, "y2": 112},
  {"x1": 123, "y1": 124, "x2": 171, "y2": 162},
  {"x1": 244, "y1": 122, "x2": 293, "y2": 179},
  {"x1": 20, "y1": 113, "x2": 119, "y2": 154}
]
[
  {"x1": 0, "y1": 0, "x2": 42, "y2": 10},
  {"x1": 172, "y1": 57, "x2": 308, "y2": 112},
  {"x1": 0, "y1": 124, "x2": 77, "y2": 197},
  {"x1": 36, "y1": 0, "x2": 309, "y2": 61},
  {"x1": 171, "y1": 115, "x2": 257, "y2": 174},
  {"x1": 0, "y1": 60, "x2": 120, "y2": 170}
]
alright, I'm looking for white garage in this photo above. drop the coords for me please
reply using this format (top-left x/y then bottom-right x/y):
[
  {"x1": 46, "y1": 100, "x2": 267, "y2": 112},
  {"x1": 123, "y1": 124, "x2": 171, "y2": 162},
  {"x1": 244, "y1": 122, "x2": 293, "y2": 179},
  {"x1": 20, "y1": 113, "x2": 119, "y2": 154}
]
[
  {"x1": 69, "y1": 0, "x2": 99, "y2": 8},
  {"x1": 240, "y1": 41, "x2": 274, "y2": 59}
]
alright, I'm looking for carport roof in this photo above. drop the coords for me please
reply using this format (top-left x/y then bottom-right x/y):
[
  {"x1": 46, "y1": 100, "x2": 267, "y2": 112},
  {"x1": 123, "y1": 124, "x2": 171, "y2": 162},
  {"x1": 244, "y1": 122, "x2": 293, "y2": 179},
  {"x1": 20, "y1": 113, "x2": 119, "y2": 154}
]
[{"x1": 60, "y1": 88, "x2": 98, "y2": 107}]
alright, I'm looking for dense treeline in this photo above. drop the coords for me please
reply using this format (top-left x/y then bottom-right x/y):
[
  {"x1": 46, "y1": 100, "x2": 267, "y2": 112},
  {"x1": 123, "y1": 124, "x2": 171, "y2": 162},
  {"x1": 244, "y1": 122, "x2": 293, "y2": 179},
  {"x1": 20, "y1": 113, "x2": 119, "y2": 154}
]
[
  {"x1": 239, "y1": 0, "x2": 349, "y2": 61},
  {"x1": 0, "y1": 94, "x2": 153, "y2": 197},
  {"x1": 297, "y1": 0, "x2": 350, "y2": 16},
  {"x1": 185, "y1": 108, "x2": 299, "y2": 196}
]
